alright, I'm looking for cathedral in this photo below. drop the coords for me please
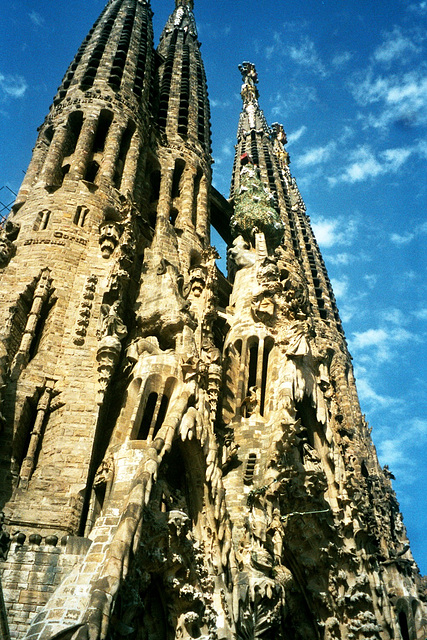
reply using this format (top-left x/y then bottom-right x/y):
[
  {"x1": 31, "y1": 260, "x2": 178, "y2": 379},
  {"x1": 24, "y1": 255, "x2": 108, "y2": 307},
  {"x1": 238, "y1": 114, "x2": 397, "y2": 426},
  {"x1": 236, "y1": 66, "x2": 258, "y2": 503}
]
[{"x1": 0, "y1": 1, "x2": 426, "y2": 639}]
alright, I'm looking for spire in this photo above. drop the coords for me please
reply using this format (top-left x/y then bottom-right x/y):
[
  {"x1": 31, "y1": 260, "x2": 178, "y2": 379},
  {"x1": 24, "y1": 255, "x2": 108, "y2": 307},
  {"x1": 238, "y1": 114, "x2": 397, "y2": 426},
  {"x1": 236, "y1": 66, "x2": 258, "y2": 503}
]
[
  {"x1": 237, "y1": 61, "x2": 270, "y2": 135},
  {"x1": 156, "y1": 0, "x2": 211, "y2": 153}
]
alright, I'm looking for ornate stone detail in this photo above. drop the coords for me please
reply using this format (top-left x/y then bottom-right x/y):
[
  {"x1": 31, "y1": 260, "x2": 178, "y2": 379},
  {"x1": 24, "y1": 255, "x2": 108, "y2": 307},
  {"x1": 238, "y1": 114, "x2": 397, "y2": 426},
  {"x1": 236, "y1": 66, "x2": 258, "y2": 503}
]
[
  {"x1": 99, "y1": 221, "x2": 122, "y2": 258},
  {"x1": 73, "y1": 275, "x2": 98, "y2": 345}
]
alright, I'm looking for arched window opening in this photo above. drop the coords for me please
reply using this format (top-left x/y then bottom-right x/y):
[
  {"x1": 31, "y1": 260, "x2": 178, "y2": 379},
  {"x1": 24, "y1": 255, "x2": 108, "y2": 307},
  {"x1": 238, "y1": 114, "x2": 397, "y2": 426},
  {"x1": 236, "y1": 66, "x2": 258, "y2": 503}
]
[
  {"x1": 137, "y1": 392, "x2": 158, "y2": 440},
  {"x1": 65, "y1": 111, "x2": 84, "y2": 157},
  {"x1": 149, "y1": 169, "x2": 161, "y2": 203},
  {"x1": 85, "y1": 160, "x2": 100, "y2": 183},
  {"x1": 74, "y1": 206, "x2": 89, "y2": 227},
  {"x1": 398, "y1": 611, "x2": 410, "y2": 640},
  {"x1": 169, "y1": 208, "x2": 178, "y2": 226},
  {"x1": 93, "y1": 110, "x2": 114, "y2": 153},
  {"x1": 247, "y1": 341, "x2": 258, "y2": 396},
  {"x1": 260, "y1": 337, "x2": 273, "y2": 416},
  {"x1": 295, "y1": 398, "x2": 316, "y2": 451},
  {"x1": 171, "y1": 159, "x2": 185, "y2": 199},
  {"x1": 153, "y1": 395, "x2": 169, "y2": 438},
  {"x1": 190, "y1": 251, "x2": 202, "y2": 268},
  {"x1": 34, "y1": 209, "x2": 51, "y2": 231}
]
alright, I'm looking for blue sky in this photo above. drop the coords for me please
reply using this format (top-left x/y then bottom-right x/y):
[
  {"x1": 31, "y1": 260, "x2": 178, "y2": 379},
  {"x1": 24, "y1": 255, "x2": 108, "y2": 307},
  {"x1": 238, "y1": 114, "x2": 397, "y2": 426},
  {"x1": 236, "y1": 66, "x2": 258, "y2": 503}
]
[{"x1": 0, "y1": 1, "x2": 426, "y2": 573}]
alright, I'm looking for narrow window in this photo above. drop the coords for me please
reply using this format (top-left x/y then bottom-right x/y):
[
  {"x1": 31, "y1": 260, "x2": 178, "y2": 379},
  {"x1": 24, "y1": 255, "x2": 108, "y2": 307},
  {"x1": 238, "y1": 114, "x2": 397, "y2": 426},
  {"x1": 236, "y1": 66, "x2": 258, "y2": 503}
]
[
  {"x1": 398, "y1": 612, "x2": 410, "y2": 640},
  {"x1": 74, "y1": 206, "x2": 88, "y2": 227},
  {"x1": 247, "y1": 341, "x2": 258, "y2": 396},
  {"x1": 38, "y1": 210, "x2": 51, "y2": 230},
  {"x1": 136, "y1": 392, "x2": 158, "y2": 440},
  {"x1": 171, "y1": 159, "x2": 185, "y2": 199},
  {"x1": 260, "y1": 338, "x2": 273, "y2": 417},
  {"x1": 92, "y1": 110, "x2": 114, "y2": 153},
  {"x1": 153, "y1": 395, "x2": 169, "y2": 438}
]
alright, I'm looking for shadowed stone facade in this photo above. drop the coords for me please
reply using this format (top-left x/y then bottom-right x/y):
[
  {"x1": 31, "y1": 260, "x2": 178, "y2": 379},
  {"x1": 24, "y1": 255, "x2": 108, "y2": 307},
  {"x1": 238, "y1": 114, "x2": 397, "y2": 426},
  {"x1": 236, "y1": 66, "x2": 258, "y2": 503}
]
[{"x1": 0, "y1": 1, "x2": 426, "y2": 639}]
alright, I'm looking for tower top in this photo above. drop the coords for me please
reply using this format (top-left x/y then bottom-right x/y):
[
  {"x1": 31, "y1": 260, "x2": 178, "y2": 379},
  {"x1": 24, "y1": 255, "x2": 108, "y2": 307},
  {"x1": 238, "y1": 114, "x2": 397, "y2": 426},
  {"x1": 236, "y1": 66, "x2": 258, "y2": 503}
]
[
  {"x1": 239, "y1": 61, "x2": 260, "y2": 106},
  {"x1": 175, "y1": 0, "x2": 194, "y2": 8}
]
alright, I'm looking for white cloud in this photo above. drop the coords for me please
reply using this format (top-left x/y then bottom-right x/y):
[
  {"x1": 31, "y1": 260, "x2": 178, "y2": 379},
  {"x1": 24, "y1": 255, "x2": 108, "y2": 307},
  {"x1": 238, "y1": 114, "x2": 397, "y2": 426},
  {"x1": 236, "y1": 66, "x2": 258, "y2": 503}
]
[
  {"x1": 0, "y1": 71, "x2": 28, "y2": 100},
  {"x1": 363, "y1": 274, "x2": 378, "y2": 289},
  {"x1": 311, "y1": 216, "x2": 357, "y2": 248},
  {"x1": 349, "y1": 69, "x2": 427, "y2": 129},
  {"x1": 270, "y1": 86, "x2": 318, "y2": 117},
  {"x1": 210, "y1": 98, "x2": 231, "y2": 109},
  {"x1": 29, "y1": 11, "x2": 45, "y2": 27},
  {"x1": 287, "y1": 125, "x2": 307, "y2": 145},
  {"x1": 332, "y1": 51, "x2": 353, "y2": 68},
  {"x1": 350, "y1": 325, "x2": 418, "y2": 363},
  {"x1": 373, "y1": 27, "x2": 421, "y2": 64},
  {"x1": 288, "y1": 36, "x2": 326, "y2": 76},
  {"x1": 355, "y1": 377, "x2": 393, "y2": 407},
  {"x1": 330, "y1": 277, "x2": 348, "y2": 299},
  {"x1": 390, "y1": 220, "x2": 427, "y2": 245},
  {"x1": 414, "y1": 308, "x2": 427, "y2": 320},
  {"x1": 329, "y1": 144, "x2": 419, "y2": 185},
  {"x1": 352, "y1": 328, "x2": 389, "y2": 349},
  {"x1": 376, "y1": 418, "x2": 427, "y2": 480},
  {"x1": 296, "y1": 141, "x2": 336, "y2": 168}
]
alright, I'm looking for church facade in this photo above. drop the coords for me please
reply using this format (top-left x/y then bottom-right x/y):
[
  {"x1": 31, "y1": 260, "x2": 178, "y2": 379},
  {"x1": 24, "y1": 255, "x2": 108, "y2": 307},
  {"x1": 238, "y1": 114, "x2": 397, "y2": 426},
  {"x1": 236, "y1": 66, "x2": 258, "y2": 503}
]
[{"x1": 0, "y1": 1, "x2": 426, "y2": 639}]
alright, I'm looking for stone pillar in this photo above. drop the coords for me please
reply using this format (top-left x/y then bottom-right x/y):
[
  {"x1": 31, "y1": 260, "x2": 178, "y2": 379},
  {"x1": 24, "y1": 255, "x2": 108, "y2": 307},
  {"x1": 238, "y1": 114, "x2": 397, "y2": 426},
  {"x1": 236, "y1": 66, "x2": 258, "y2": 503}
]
[
  {"x1": 69, "y1": 114, "x2": 98, "y2": 180},
  {"x1": 157, "y1": 164, "x2": 174, "y2": 221},
  {"x1": 16, "y1": 139, "x2": 50, "y2": 203},
  {"x1": 19, "y1": 381, "x2": 55, "y2": 488},
  {"x1": 176, "y1": 167, "x2": 195, "y2": 227},
  {"x1": 196, "y1": 175, "x2": 209, "y2": 240},
  {"x1": 40, "y1": 125, "x2": 69, "y2": 188},
  {"x1": 120, "y1": 131, "x2": 141, "y2": 197},
  {"x1": 99, "y1": 121, "x2": 126, "y2": 185}
]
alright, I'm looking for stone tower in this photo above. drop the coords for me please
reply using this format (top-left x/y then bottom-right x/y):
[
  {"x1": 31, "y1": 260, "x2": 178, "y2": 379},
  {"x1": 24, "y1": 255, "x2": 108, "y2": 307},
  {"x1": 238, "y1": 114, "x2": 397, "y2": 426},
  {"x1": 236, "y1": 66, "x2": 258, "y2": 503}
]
[{"x1": 0, "y1": 1, "x2": 425, "y2": 639}]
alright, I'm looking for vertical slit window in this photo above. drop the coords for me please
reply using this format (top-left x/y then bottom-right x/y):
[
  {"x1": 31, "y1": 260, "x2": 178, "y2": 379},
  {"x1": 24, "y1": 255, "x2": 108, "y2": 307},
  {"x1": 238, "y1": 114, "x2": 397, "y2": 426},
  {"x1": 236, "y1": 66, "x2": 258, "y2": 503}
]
[
  {"x1": 74, "y1": 206, "x2": 88, "y2": 227},
  {"x1": 153, "y1": 395, "x2": 169, "y2": 438},
  {"x1": 247, "y1": 341, "x2": 258, "y2": 397},
  {"x1": 93, "y1": 110, "x2": 114, "y2": 153},
  {"x1": 171, "y1": 159, "x2": 185, "y2": 199},
  {"x1": 260, "y1": 338, "x2": 273, "y2": 417},
  {"x1": 137, "y1": 392, "x2": 158, "y2": 440},
  {"x1": 114, "y1": 121, "x2": 135, "y2": 189}
]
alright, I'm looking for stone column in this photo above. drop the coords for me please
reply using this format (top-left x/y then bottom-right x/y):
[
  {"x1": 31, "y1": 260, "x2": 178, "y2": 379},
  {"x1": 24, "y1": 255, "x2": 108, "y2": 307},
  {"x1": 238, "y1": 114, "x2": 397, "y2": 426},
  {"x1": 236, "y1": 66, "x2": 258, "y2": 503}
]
[
  {"x1": 40, "y1": 125, "x2": 69, "y2": 188},
  {"x1": 18, "y1": 381, "x2": 55, "y2": 488},
  {"x1": 120, "y1": 131, "x2": 141, "y2": 197},
  {"x1": 196, "y1": 175, "x2": 209, "y2": 240},
  {"x1": 157, "y1": 164, "x2": 174, "y2": 221},
  {"x1": 69, "y1": 114, "x2": 98, "y2": 180},
  {"x1": 99, "y1": 121, "x2": 126, "y2": 186}
]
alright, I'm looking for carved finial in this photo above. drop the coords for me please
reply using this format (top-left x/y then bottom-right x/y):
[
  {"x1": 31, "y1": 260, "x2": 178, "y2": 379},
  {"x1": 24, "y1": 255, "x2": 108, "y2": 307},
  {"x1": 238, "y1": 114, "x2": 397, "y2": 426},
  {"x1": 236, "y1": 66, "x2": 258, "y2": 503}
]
[
  {"x1": 238, "y1": 61, "x2": 259, "y2": 105},
  {"x1": 175, "y1": 0, "x2": 194, "y2": 8}
]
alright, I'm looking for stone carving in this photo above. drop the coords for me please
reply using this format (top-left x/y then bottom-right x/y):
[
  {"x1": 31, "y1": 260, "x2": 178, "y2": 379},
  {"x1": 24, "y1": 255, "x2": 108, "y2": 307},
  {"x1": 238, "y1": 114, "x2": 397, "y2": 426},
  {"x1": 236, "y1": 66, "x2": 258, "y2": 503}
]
[
  {"x1": 96, "y1": 301, "x2": 128, "y2": 404},
  {"x1": 99, "y1": 220, "x2": 122, "y2": 258},
  {"x1": 73, "y1": 275, "x2": 98, "y2": 345}
]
